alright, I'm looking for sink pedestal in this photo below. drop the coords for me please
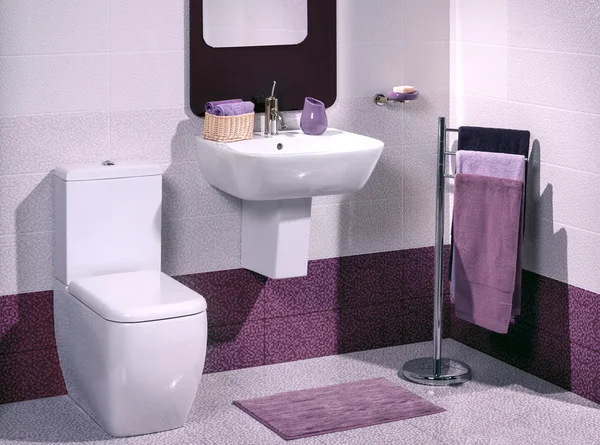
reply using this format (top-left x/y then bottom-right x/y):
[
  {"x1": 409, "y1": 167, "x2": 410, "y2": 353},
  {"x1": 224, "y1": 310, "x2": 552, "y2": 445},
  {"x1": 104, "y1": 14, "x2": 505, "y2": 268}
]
[{"x1": 242, "y1": 198, "x2": 312, "y2": 279}]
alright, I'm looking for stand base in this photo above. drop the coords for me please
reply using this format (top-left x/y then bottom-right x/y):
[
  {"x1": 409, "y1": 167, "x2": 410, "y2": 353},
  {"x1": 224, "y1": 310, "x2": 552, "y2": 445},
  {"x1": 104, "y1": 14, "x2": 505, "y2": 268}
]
[{"x1": 401, "y1": 358, "x2": 472, "y2": 386}]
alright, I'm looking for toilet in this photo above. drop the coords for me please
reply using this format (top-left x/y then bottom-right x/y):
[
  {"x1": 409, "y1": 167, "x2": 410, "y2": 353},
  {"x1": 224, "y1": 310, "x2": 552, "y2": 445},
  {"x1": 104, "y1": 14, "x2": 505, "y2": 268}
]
[{"x1": 52, "y1": 162, "x2": 208, "y2": 437}]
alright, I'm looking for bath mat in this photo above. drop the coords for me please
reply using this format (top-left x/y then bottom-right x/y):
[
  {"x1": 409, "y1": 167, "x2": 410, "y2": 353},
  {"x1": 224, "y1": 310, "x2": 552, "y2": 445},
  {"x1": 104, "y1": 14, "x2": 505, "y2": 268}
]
[{"x1": 233, "y1": 378, "x2": 445, "y2": 440}]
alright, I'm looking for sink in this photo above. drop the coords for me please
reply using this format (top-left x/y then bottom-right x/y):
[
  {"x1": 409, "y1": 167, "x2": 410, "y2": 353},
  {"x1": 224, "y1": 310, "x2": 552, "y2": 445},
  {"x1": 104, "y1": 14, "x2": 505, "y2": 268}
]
[
  {"x1": 195, "y1": 129, "x2": 384, "y2": 201},
  {"x1": 195, "y1": 129, "x2": 384, "y2": 279}
]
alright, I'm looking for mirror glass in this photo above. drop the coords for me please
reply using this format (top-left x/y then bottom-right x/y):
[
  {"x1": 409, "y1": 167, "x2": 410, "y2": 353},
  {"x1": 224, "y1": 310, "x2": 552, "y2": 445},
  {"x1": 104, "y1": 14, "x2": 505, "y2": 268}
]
[{"x1": 203, "y1": 0, "x2": 308, "y2": 48}]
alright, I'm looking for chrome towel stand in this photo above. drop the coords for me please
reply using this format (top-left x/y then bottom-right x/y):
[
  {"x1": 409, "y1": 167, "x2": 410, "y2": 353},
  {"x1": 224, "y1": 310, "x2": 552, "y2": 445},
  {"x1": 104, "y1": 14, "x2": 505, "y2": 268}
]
[{"x1": 401, "y1": 116, "x2": 472, "y2": 385}]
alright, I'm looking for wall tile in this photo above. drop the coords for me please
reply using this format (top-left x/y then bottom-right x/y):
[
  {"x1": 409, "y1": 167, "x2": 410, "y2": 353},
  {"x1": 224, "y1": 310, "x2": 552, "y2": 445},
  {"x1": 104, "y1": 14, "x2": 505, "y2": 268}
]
[
  {"x1": 0, "y1": 55, "x2": 109, "y2": 116},
  {"x1": 0, "y1": 291, "x2": 55, "y2": 355},
  {"x1": 455, "y1": 94, "x2": 508, "y2": 129},
  {"x1": 571, "y1": 344, "x2": 600, "y2": 404},
  {"x1": 532, "y1": 163, "x2": 600, "y2": 234},
  {"x1": 110, "y1": 108, "x2": 200, "y2": 163},
  {"x1": 0, "y1": 232, "x2": 54, "y2": 296},
  {"x1": 506, "y1": 101, "x2": 600, "y2": 175},
  {"x1": 162, "y1": 214, "x2": 241, "y2": 276},
  {"x1": 265, "y1": 311, "x2": 339, "y2": 364},
  {"x1": 403, "y1": 93, "x2": 450, "y2": 146},
  {"x1": 263, "y1": 258, "x2": 341, "y2": 318},
  {"x1": 327, "y1": 96, "x2": 405, "y2": 148},
  {"x1": 454, "y1": 43, "x2": 508, "y2": 100},
  {"x1": 162, "y1": 162, "x2": 241, "y2": 220},
  {"x1": 0, "y1": 112, "x2": 110, "y2": 175},
  {"x1": 569, "y1": 286, "x2": 600, "y2": 353},
  {"x1": 109, "y1": 0, "x2": 184, "y2": 51},
  {"x1": 337, "y1": 0, "x2": 403, "y2": 45},
  {"x1": 403, "y1": 0, "x2": 450, "y2": 44},
  {"x1": 453, "y1": 0, "x2": 507, "y2": 45},
  {"x1": 0, "y1": 173, "x2": 53, "y2": 235},
  {"x1": 0, "y1": 348, "x2": 66, "y2": 404},
  {"x1": 508, "y1": 48, "x2": 600, "y2": 115},
  {"x1": 337, "y1": 42, "x2": 403, "y2": 99},
  {"x1": 175, "y1": 269, "x2": 266, "y2": 327},
  {"x1": 0, "y1": 0, "x2": 109, "y2": 56},
  {"x1": 204, "y1": 320, "x2": 265, "y2": 373},
  {"x1": 110, "y1": 51, "x2": 184, "y2": 110},
  {"x1": 507, "y1": 0, "x2": 600, "y2": 55}
]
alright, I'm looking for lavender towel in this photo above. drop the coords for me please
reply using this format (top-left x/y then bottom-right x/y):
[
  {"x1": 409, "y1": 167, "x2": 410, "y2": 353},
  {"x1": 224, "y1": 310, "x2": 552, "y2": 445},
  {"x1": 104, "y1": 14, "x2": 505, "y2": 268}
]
[
  {"x1": 233, "y1": 378, "x2": 445, "y2": 440},
  {"x1": 205, "y1": 98, "x2": 242, "y2": 114},
  {"x1": 212, "y1": 101, "x2": 255, "y2": 116},
  {"x1": 453, "y1": 173, "x2": 524, "y2": 334},
  {"x1": 451, "y1": 151, "x2": 526, "y2": 316}
]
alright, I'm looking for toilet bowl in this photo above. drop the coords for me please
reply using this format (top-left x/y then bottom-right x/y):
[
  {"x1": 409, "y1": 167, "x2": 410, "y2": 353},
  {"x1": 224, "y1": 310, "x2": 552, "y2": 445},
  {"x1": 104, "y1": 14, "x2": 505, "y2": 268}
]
[{"x1": 52, "y1": 163, "x2": 208, "y2": 437}]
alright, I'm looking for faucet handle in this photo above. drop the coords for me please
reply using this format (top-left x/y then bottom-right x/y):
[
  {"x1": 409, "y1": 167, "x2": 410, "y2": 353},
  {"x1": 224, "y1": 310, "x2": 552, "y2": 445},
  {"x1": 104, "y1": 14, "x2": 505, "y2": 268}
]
[{"x1": 270, "y1": 81, "x2": 277, "y2": 98}]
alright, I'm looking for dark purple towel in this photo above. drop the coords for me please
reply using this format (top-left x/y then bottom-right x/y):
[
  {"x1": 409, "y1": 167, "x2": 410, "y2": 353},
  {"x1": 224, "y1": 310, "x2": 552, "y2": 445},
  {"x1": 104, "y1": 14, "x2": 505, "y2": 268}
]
[
  {"x1": 453, "y1": 173, "x2": 523, "y2": 334},
  {"x1": 204, "y1": 98, "x2": 242, "y2": 114},
  {"x1": 233, "y1": 378, "x2": 445, "y2": 440}
]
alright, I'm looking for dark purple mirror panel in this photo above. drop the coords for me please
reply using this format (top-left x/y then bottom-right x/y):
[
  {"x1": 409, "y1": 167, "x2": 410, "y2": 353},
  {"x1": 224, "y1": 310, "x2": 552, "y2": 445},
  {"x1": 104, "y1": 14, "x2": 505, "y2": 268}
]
[{"x1": 190, "y1": 0, "x2": 337, "y2": 116}]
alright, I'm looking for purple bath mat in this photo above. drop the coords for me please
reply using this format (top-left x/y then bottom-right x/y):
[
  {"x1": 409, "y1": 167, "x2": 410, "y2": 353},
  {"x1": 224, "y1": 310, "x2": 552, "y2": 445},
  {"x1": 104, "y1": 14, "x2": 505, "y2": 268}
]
[{"x1": 232, "y1": 378, "x2": 445, "y2": 440}]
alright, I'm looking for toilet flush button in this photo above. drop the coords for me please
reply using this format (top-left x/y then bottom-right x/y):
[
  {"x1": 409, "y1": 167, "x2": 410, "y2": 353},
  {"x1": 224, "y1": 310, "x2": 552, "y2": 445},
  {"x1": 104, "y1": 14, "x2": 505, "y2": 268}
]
[{"x1": 102, "y1": 160, "x2": 115, "y2": 166}]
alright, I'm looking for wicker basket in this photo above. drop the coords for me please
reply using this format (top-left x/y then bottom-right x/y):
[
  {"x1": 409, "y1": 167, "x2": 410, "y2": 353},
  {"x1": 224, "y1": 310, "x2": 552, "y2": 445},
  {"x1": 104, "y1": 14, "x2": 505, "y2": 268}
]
[{"x1": 203, "y1": 112, "x2": 254, "y2": 142}]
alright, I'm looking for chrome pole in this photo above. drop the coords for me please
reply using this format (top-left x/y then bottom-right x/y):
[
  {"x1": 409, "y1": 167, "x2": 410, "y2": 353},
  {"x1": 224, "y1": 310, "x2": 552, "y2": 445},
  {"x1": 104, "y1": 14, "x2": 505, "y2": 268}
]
[{"x1": 400, "y1": 117, "x2": 472, "y2": 386}]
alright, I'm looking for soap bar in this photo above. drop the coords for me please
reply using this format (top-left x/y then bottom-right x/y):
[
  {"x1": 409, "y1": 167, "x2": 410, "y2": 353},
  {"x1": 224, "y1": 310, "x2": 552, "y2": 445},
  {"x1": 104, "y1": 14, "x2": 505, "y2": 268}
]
[{"x1": 392, "y1": 85, "x2": 416, "y2": 93}]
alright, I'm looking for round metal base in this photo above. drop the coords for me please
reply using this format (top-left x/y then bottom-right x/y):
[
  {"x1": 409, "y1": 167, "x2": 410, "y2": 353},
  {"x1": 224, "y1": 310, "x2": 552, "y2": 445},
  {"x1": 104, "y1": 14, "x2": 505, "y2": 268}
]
[{"x1": 401, "y1": 358, "x2": 472, "y2": 386}]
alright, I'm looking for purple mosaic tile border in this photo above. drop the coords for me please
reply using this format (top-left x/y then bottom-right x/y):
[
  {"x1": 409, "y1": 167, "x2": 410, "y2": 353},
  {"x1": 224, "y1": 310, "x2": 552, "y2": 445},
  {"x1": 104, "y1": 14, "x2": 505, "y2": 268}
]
[{"x1": 1, "y1": 246, "x2": 599, "y2": 406}]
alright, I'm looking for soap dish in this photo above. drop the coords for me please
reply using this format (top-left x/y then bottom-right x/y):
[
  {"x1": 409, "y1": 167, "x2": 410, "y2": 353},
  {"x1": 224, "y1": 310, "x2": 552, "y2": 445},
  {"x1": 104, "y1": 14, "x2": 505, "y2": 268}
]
[{"x1": 374, "y1": 90, "x2": 419, "y2": 105}]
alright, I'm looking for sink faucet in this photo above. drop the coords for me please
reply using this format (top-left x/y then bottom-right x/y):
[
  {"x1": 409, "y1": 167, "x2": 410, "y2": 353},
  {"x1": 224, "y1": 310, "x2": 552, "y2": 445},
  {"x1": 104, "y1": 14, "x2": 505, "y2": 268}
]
[{"x1": 264, "y1": 81, "x2": 286, "y2": 136}]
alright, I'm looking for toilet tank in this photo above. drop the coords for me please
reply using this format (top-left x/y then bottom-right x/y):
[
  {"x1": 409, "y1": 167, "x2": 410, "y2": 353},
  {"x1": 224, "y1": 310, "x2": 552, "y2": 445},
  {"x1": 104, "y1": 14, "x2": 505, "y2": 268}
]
[{"x1": 54, "y1": 163, "x2": 163, "y2": 285}]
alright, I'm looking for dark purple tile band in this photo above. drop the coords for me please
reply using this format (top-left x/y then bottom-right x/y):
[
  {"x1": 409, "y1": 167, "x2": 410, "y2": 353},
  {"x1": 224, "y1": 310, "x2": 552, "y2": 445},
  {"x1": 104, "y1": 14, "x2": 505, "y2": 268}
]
[{"x1": 1, "y1": 247, "x2": 599, "y2": 405}]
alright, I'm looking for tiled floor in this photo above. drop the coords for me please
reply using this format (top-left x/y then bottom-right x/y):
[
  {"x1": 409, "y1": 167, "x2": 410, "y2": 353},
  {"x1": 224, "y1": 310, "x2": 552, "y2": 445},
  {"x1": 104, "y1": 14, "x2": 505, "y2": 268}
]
[{"x1": 1, "y1": 339, "x2": 599, "y2": 445}]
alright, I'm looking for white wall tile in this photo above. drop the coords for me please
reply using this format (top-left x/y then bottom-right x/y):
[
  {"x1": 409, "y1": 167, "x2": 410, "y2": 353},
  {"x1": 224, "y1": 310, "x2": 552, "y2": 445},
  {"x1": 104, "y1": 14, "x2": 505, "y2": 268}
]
[
  {"x1": 0, "y1": 55, "x2": 109, "y2": 116},
  {"x1": 455, "y1": 43, "x2": 507, "y2": 100},
  {"x1": 337, "y1": 0, "x2": 403, "y2": 45},
  {"x1": 508, "y1": 0, "x2": 600, "y2": 55},
  {"x1": 162, "y1": 214, "x2": 242, "y2": 276},
  {"x1": 109, "y1": 0, "x2": 184, "y2": 51},
  {"x1": 524, "y1": 216, "x2": 600, "y2": 293},
  {"x1": 528, "y1": 162, "x2": 600, "y2": 234},
  {"x1": 110, "y1": 51, "x2": 184, "y2": 110},
  {"x1": 0, "y1": 232, "x2": 54, "y2": 295},
  {"x1": 110, "y1": 108, "x2": 199, "y2": 163},
  {"x1": 327, "y1": 97, "x2": 405, "y2": 148},
  {"x1": 0, "y1": 173, "x2": 53, "y2": 235},
  {"x1": 309, "y1": 198, "x2": 403, "y2": 260},
  {"x1": 403, "y1": 42, "x2": 449, "y2": 97},
  {"x1": 456, "y1": 94, "x2": 508, "y2": 128},
  {"x1": 403, "y1": 93, "x2": 450, "y2": 146},
  {"x1": 453, "y1": 0, "x2": 507, "y2": 45},
  {"x1": 0, "y1": 0, "x2": 109, "y2": 56},
  {"x1": 506, "y1": 101, "x2": 600, "y2": 175},
  {"x1": 337, "y1": 42, "x2": 403, "y2": 99},
  {"x1": 0, "y1": 112, "x2": 110, "y2": 175},
  {"x1": 403, "y1": 0, "x2": 450, "y2": 44},
  {"x1": 162, "y1": 161, "x2": 241, "y2": 220},
  {"x1": 508, "y1": 48, "x2": 600, "y2": 115}
]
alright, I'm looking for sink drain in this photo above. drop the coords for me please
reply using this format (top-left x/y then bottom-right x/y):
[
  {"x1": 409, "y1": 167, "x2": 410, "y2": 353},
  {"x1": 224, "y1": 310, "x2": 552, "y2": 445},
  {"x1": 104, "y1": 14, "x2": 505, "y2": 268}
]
[{"x1": 277, "y1": 143, "x2": 283, "y2": 150}]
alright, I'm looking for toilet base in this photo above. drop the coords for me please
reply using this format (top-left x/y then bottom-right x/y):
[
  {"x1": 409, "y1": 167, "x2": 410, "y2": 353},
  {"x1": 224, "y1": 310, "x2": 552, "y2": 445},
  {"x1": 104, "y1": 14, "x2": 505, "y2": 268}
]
[{"x1": 54, "y1": 280, "x2": 207, "y2": 437}]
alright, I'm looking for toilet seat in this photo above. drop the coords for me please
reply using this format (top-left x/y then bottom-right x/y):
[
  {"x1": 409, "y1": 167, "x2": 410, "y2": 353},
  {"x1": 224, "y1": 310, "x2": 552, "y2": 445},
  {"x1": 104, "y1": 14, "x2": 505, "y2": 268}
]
[{"x1": 68, "y1": 270, "x2": 207, "y2": 323}]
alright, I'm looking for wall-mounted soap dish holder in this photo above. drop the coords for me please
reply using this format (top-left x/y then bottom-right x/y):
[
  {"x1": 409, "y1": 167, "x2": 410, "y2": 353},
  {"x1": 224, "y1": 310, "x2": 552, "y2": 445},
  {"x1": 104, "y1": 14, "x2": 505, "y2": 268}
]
[{"x1": 374, "y1": 90, "x2": 419, "y2": 106}]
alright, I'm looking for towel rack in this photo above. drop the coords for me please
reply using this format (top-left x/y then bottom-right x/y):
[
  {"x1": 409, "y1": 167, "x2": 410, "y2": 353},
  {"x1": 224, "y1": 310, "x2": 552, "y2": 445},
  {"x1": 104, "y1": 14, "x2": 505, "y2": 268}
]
[{"x1": 401, "y1": 116, "x2": 472, "y2": 386}]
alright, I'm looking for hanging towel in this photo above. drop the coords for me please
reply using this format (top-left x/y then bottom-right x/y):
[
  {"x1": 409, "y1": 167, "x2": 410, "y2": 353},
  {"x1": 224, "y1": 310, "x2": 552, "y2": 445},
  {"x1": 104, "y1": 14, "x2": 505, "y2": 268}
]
[
  {"x1": 205, "y1": 98, "x2": 242, "y2": 114},
  {"x1": 212, "y1": 101, "x2": 255, "y2": 116},
  {"x1": 458, "y1": 126, "x2": 530, "y2": 157},
  {"x1": 448, "y1": 126, "x2": 530, "y2": 283},
  {"x1": 451, "y1": 151, "x2": 526, "y2": 316},
  {"x1": 453, "y1": 174, "x2": 524, "y2": 334}
]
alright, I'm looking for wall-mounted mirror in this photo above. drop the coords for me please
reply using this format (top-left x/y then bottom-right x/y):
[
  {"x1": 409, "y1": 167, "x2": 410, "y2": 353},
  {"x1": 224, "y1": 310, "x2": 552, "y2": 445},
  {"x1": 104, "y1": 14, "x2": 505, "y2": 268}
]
[
  {"x1": 190, "y1": 0, "x2": 336, "y2": 116},
  {"x1": 203, "y1": 0, "x2": 308, "y2": 48}
]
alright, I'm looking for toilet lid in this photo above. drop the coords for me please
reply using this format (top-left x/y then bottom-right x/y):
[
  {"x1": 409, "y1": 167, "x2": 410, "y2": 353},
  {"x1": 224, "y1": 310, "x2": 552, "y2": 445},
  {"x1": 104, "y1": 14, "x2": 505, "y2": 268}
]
[{"x1": 68, "y1": 270, "x2": 207, "y2": 323}]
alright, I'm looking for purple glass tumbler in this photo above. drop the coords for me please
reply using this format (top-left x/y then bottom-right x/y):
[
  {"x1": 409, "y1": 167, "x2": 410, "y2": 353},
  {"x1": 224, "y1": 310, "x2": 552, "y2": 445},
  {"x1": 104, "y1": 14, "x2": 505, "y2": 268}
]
[{"x1": 300, "y1": 97, "x2": 328, "y2": 135}]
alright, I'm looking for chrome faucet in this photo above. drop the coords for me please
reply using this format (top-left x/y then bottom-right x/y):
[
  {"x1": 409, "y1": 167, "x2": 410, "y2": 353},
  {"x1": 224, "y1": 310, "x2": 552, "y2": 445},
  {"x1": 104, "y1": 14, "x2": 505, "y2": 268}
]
[{"x1": 264, "y1": 81, "x2": 286, "y2": 136}]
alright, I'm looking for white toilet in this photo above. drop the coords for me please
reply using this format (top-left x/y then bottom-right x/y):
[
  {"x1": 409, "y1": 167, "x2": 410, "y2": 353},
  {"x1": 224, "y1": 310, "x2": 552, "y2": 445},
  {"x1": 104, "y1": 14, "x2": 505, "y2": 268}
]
[{"x1": 53, "y1": 162, "x2": 208, "y2": 437}]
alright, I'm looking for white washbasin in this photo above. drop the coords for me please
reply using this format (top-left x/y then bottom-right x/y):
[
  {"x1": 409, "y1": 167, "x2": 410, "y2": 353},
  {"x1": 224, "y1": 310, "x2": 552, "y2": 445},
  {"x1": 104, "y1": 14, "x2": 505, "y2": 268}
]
[{"x1": 195, "y1": 129, "x2": 384, "y2": 201}]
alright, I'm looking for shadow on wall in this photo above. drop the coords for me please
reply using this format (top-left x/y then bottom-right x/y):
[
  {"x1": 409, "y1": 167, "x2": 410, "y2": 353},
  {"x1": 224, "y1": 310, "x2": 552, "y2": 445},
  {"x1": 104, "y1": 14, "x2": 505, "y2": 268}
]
[{"x1": 451, "y1": 139, "x2": 574, "y2": 400}]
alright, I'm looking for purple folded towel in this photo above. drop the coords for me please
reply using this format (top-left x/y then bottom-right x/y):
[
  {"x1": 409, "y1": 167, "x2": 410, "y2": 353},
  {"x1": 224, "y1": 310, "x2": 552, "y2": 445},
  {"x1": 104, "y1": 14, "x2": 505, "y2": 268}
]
[
  {"x1": 205, "y1": 98, "x2": 242, "y2": 114},
  {"x1": 212, "y1": 101, "x2": 255, "y2": 116},
  {"x1": 451, "y1": 151, "x2": 526, "y2": 317},
  {"x1": 453, "y1": 173, "x2": 523, "y2": 334}
]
